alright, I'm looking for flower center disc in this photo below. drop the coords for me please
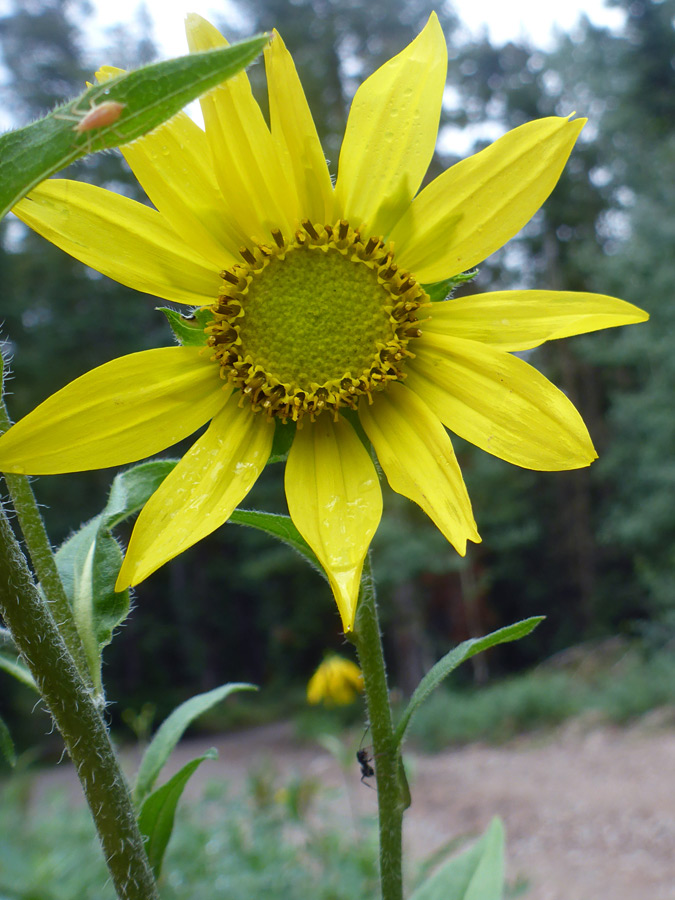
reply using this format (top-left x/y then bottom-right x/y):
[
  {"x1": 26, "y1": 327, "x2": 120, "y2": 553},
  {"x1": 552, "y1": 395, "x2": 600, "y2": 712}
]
[{"x1": 206, "y1": 220, "x2": 427, "y2": 421}]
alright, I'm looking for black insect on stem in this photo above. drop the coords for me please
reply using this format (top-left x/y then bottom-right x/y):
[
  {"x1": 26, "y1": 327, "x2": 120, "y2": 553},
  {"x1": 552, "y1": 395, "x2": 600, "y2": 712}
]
[{"x1": 356, "y1": 747, "x2": 375, "y2": 786}]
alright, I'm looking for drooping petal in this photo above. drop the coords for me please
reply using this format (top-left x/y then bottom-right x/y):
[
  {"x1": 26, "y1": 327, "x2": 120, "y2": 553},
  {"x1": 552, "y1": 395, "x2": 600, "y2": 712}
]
[
  {"x1": 422, "y1": 290, "x2": 650, "y2": 351},
  {"x1": 307, "y1": 655, "x2": 363, "y2": 706},
  {"x1": 285, "y1": 415, "x2": 382, "y2": 631},
  {"x1": 392, "y1": 116, "x2": 586, "y2": 282},
  {"x1": 334, "y1": 12, "x2": 447, "y2": 237},
  {"x1": 13, "y1": 180, "x2": 220, "y2": 305},
  {"x1": 116, "y1": 397, "x2": 274, "y2": 589},
  {"x1": 406, "y1": 332, "x2": 597, "y2": 470},
  {"x1": 0, "y1": 348, "x2": 227, "y2": 475},
  {"x1": 95, "y1": 66, "x2": 244, "y2": 268},
  {"x1": 185, "y1": 15, "x2": 296, "y2": 242},
  {"x1": 359, "y1": 382, "x2": 480, "y2": 554},
  {"x1": 264, "y1": 32, "x2": 334, "y2": 225}
]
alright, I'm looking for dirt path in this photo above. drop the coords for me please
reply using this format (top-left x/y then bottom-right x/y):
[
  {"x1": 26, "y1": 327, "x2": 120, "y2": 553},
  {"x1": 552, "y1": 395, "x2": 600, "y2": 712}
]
[
  {"x1": 38, "y1": 719, "x2": 675, "y2": 899},
  {"x1": 406, "y1": 722, "x2": 675, "y2": 900}
]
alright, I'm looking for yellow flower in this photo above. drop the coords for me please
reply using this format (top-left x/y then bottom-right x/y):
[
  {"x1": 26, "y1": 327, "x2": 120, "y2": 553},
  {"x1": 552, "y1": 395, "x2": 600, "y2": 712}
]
[
  {"x1": 307, "y1": 655, "x2": 364, "y2": 706},
  {"x1": 0, "y1": 15, "x2": 647, "y2": 631}
]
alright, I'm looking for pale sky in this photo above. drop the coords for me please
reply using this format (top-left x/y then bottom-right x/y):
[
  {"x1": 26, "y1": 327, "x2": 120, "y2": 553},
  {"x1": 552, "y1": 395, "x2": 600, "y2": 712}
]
[
  {"x1": 0, "y1": 1, "x2": 626, "y2": 139},
  {"x1": 90, "y1": 0, "x2": 626, "y2": 56},
  {"x1": 81, "y1": 0, "x2": 626, "y2": 160}
]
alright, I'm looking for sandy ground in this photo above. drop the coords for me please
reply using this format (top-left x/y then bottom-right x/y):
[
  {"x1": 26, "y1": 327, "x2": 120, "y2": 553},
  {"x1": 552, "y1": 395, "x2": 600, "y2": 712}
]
[{"x1": 34, "y1": 718, "x2": 675, "y2": 899}]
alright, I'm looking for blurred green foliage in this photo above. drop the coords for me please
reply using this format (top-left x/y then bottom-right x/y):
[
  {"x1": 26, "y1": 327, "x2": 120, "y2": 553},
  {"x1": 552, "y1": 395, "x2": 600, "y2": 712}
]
[
  {"x1": 406, "y1": 673, "x2": 586, "y2": 749},
  {"x1": 0, "y1": 774, "x2": 378, "y2": 899},
  {"x1": 406, "y1": 643, "x2": 675, "y2": 750},
  {"x1": 1, "y1": 0, "x2": 674, "y2": 740}
]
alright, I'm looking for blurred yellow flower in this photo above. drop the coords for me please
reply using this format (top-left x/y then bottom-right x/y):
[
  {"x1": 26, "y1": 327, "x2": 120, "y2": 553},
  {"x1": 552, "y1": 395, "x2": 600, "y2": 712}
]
[
  {"x1": 307, "y1": 655, "x2": 364, "y2": 706},
  {"x1": 0, "y1": 14, "x2": 647, "y2": 631}
]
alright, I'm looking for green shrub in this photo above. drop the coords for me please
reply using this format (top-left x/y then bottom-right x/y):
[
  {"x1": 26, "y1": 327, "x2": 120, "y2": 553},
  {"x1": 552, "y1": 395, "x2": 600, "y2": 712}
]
[
  {"x1": 594, "y1": 651, "x2": 675, "y2": 722},
  {"x1": 405, "y1": 671, "x2": 584, "y2": 751},
  {"x1": 404, "y1": 645, "x2": 675, "y2": 751}
]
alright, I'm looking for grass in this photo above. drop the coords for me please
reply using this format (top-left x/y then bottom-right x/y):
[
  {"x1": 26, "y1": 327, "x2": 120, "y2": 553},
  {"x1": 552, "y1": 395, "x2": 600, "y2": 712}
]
[{"x1": 0, "y1": 770, "x2": 378, "y2": 900}]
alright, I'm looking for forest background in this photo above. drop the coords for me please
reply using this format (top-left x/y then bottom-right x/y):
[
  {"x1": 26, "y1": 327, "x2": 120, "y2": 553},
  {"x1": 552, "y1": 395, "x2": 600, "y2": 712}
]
[{"x1": 1, "y1": 0, "x2": 673, "y2": 743}]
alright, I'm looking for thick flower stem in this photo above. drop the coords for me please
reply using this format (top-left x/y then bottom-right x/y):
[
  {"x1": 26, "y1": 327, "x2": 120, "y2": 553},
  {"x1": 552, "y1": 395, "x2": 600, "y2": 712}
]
[
  {"x1": 350, "y1": 558, "x2": 404, "y2": 900},
  {"x1": 0, "y1": 500, "x2": 159, "y2": 900},
  {"x1": 0, "y1": 397, "x2": 91, "y2": 685}
]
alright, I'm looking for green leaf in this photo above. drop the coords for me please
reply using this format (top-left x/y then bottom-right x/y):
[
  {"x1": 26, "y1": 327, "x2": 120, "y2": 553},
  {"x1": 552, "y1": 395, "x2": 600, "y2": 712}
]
[
  {"x1": 102, "y1": 459, "x2": 177, "y2": 528},
  {"x1": 268, "y1": 420, "x2": 297, "y2": 464},
  {"x1": 54, "y1": 460, "x2": 176, "y2": 694},
  {"x1": 0, "y1": 651, "x2": 37, "y2": 692},
  {"x1": 57, "y1": 516, "x2": 123, "y2": 698},
  {"x1": 409, "y1": 818, "x2": 504, "y2": 900},
  {"x1": 0, "y1": 627, "x2": 16, "y2": 650},
  {"x1": 398, "y1": 756, "x2": 412, "y2": 810},
  {"x1": 138, "y1": 750, "x2": 217, "y2": 878},
  {"x1": 422, "y1": 270, "x2": 479, "y2": 302},
  {"x1": 0, "y1": 716, "x2": 16, "y2": 768},
  {"x1": 0, "y1": 34, "x2": 269, "y2": 220},
  {"x1": 159, "y1": 307, "x2": 213, "y2": 347},
  {"x1": 134, "y1": 682, "x2": 256, "y2": 805},
  {"x1": 394, "y1": 618, "x2": 544, "y2": 746},
  {"x1": 0, "y1": 627, "x2": 36, "y2": 690},
  {"x1": 228, "y1": 509, "x2": 323, "y2": 576}
]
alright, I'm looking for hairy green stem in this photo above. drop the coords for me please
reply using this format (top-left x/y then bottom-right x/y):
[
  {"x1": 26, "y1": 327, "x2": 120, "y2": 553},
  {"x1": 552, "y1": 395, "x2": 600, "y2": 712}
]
[
  {"x1": 351, "y1": 558, "x2": 404, "y2": 900},
  {"x1": 0, "y1": 397, "x2": 91, "y2": 684},
  {"x1": 0, "y1": 500, "x2": 159, "y2": 900}
]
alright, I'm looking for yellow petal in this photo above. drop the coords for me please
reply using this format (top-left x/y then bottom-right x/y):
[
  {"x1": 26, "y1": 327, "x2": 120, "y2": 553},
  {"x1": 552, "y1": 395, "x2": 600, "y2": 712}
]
[
  {"x1": 307, "y1": 656, "x2": 362, "y2": 706},
  {"x1": 407, "y1": 333, "x2": 597, "y2": 470},
  {"x1": 422, "y1": 290, "x2": 650, "y2": 351},
  {"x1": 264, "y1": 32, "x2": 334, "y2": 225},
  {"x1": 13, "y1": 180, "x2": 220, "y2": 305},
  {"x1": 116, "y1": 397, "x2": 274, "y2": 589},
  {"x1": 334, "y1": 13, "x2": 447, "y2": 237},
  {"x1": 185, "y1": 15, "x2": 296, "y2": 242},
  {"x1": 0, "y1": 348, "x2": 227, "y2": 474},
  {"x1": 285, "y1": 415, "x2": 382, "y2": 631},
  {"x1": 95, "y1": 66, "x2": 244, "y2": 268},
  {"x1": 306, "y1": 667, "x2": 328, "y2": 705},
  {"x1": 393, "y1": 116, "x2": 586, "y2": 282},
  {"x1": 359, "y1": 382, "x2": 479, "y2": 554}
]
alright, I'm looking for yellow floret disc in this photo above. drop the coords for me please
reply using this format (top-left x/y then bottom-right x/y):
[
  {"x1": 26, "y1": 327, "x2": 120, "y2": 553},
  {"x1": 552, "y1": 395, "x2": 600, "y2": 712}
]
[{"x1": 206, "y1": 220, "x2": 427, "y2": 421}]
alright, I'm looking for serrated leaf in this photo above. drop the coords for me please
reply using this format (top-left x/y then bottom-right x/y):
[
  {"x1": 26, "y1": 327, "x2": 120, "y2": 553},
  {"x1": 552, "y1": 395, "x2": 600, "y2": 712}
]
[
  {"x1": 0, "y1": 34, "x2": 268, "y2": 220},
  {"x1": 0, "y1": 716, "x2": 16, "y2": 768},
  {"x1": 228, "y1": 509, "x2": 324, "y2": 577},
  {"x1": 394, "y1": 618, "x2": 544, "y2": 747},
  {"x1": 0, "y1": 651, "x2": 37, "y2": 692},
  {"x1": 138, "y1": 750, "x2": 217, "y2": 878},
  {"x1": 422, "y1": 270, "x2": 479, "y2": 302},
  {"x1": 409, "y1": 818, "x2": 504, "y2": 900},
  {"x1": 159, "y1": 307, "x2": 213, "y2": 347},
  {"x1": 54, "y1": 460, "x2": 177, "y2": 694},
  {"x1": 134, "y1": 682, "x2": 256, "y2": 805}
]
